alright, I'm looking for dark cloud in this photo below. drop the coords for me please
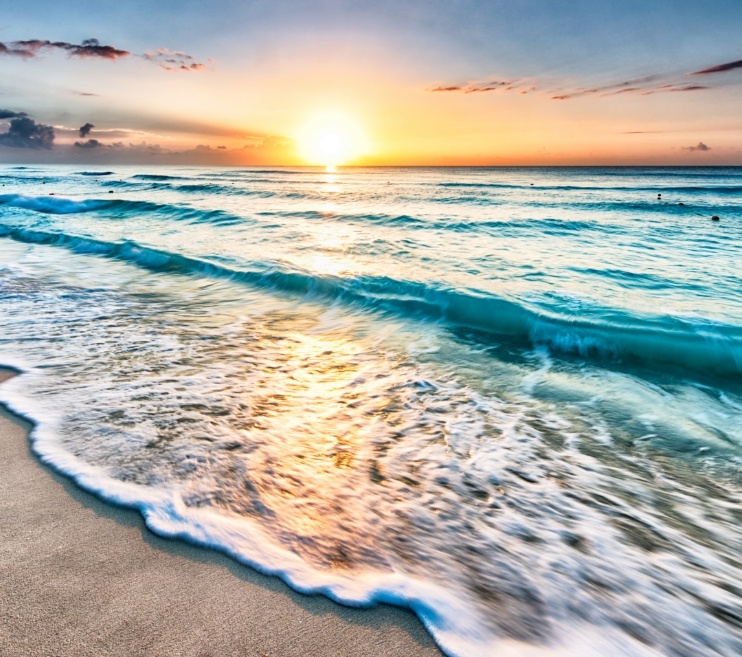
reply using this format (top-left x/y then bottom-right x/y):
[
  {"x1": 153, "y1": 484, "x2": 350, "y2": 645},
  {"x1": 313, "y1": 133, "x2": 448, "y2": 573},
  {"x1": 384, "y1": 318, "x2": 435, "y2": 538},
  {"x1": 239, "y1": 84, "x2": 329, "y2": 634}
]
[
  {"x1": 0, "y1": 116, "x2": 54, "y2": 149},
  {"x1": 692, "y1": 59, "x2": 742, "y2": 75},
  {"x1": 142, "y1": 48, "x2": 206, "y2": 72},
  {"x1": 684, "y1": 142, "x2": 711, "y2": 152},
  {"x1": 668, "y1": 85, "x2": 708, "y2": 92},
  {"x1": 0, "y1": 42, "x2": 35, "y2": 58},
  {"x1": 0, "y1": 109, "x2": 28, "y2": 119},
  {"x1": 1, "y1": 38, "x2": 129, "y2": 60},
  {"x1": 74, "y1": 91, "x2": 99, "y2": 97},
  {"x1": 74, "y1": 139, "x2": 102, "y2": 149},
  {"x1": 0, "y1": 38, "x2": 206, "y2": 71},
  {"x1": 79, "y1": 122, "x2": 95, "y2": 138}
]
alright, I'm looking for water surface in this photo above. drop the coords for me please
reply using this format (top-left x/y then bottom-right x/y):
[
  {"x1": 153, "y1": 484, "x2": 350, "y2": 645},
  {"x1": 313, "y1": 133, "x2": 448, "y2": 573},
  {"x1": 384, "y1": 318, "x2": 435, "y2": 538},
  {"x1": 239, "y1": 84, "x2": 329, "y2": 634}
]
[{"x1": 1, "y1": 165, "x2": 740, "y2": 656}]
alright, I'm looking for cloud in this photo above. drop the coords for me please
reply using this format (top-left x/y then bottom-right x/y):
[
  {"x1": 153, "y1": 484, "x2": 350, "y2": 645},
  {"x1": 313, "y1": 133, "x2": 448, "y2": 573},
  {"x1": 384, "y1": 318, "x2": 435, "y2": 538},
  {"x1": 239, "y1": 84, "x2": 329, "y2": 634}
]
[
  {"x1": 79, "y1": 122, "x2": 95, "y2": 138},
  {"x1": 551, "y1": 75, "x2": 663, "y2": 100},
  {"x1": 549, "y1": 76, "x2": 714, "y2": 100},
  {"x1": 0, "y1": 42, "x2": 35, "y2": 58},
  {"x1": 692, "y1": 59, "x2": 742, "y2": 75},
  {"x1": 1, "y1": 38, "x2": 129, "y2": 60},
  {"x1": 0, "y1": 38, "x2": 207, "y2": 71},
  {"x1": 684, "y1": 142, "x2": 711, "y2": 152},
  {"x1": 142, "y1": 48, "x2": 206, "y2": 72},
  {"x1": 0, "y1": 109, "x2": 28, "y2": 119},
  {"x1": 74, "y1": 138, "x2": 102, "y2": 149},
  {"x1": 667, "y1": 85, "x2": 709, "y2": 92},
  {"x1": 601, "y1": 82, "x2": 708, "y2": 97},
  {"x1": 0, "y1": 116, "x2": 54, "y2": 149},
  {"x1": 430, "y1": 80, "x2": 532, "y2": 95},
  {"x1": 432, "y1": 55, "x2": 741, "y2": 102}
]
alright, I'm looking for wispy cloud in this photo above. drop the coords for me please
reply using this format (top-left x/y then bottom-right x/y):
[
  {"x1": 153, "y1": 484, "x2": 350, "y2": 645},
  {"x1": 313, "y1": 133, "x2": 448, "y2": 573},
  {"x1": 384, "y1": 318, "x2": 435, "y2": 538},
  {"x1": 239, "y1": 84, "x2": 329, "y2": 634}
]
[
  {"x1": 550, "y1": 75, "x2": 661, "y2": 100},
  {"x1": 550, "y1": 76, "x2": 709, "y2": 100},
  {"x1": 430, "y1": 80, "x2": 536, "y2": 95},
  {"x1": 430, "y1": 55, "x2": 740, "y2": 102},
  {"x1": 666, "y1": 85, "x2": 709, "y2": 92},
  {"x1": 142, "y1": 48, "x2": 206, "y2": 72},
  {"x1": 692, "y1": 59, "x2": 742, "y2": 75}
]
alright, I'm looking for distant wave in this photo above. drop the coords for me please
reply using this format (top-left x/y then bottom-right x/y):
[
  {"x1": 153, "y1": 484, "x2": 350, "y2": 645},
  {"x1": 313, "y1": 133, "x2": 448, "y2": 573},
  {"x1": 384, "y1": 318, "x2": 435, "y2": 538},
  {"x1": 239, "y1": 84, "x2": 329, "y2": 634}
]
[
  {"x1": 0, "y1": 194, "x2": 249, "y2": 226},
  {"x1": 437, "y1": 182, "x2": 742, "y2": 194},
  {"x1": 1, "y1": 222, "x2": 740, "y2": 380},
  {"x1": 101, "y1": 179, "x2": 279, "y2": 197},
  {"x1": 1, "y1": 192, "x2": 722, "y2": 243},
  {"x1": 0, "y1": 175, "x2": 65, "y2": 184},
  {"x1": 131, "y1": 174, "x2": 191, "y2": 181},
  {"x1": 258, "y1": 209, "x2": 427, "y2": 226},
  {"x1": 167, "y1": 183, "x2": 276, "y2": 198},
  {"x1": 258, "y1": 208, "x2": 628, "y2": 235},
  {"x1": 77, "y1": 171, "x2": 115, "y2": 176},
  {"x1": 237, "y1": 169, "x2": 305, "y2": 175}
]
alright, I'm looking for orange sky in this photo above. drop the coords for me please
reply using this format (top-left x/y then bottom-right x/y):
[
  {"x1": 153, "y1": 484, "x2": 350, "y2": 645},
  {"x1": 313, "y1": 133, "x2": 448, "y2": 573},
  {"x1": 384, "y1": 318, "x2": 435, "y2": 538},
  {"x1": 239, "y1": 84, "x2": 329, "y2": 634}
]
[{"x1": 2, "y1": 0, "x2": 741, "y2": 165}]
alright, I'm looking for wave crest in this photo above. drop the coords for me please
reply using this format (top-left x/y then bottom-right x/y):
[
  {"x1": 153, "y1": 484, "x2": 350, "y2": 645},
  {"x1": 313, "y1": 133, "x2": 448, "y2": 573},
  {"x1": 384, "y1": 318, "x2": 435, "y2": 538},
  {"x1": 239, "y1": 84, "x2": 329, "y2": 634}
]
[{"x1": 1, "y1": 223, "x2": 740, "y2": 380}]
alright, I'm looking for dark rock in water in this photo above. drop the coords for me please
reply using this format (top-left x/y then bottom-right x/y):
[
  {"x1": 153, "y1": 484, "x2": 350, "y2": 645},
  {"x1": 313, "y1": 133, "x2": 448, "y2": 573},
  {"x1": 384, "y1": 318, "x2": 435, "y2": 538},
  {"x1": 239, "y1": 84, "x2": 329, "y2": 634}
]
[
  {"x1": 109, "y1": 190, "x2": 114, "y2": 194},
  {"x1": 711, "y1": 215, "x2": 720, "y2": 221},
  {"x1": 678, "y1": 202, "x2": 685, "y2": 206}
]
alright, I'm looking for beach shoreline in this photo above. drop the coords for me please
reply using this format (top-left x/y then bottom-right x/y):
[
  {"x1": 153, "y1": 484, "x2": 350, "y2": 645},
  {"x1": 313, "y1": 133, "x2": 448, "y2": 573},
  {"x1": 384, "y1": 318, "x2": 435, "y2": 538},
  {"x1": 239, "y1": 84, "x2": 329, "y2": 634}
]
[{"x1": 0, "y1": 367, "x2": 442, "y2": 657}]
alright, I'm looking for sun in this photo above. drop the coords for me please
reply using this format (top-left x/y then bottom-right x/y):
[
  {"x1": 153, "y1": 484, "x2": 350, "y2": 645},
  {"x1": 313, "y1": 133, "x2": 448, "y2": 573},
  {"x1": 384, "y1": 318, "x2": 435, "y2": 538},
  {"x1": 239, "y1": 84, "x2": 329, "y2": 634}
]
[{"x1": 297, "y1": 113, "x2": 368, "y2": 169}]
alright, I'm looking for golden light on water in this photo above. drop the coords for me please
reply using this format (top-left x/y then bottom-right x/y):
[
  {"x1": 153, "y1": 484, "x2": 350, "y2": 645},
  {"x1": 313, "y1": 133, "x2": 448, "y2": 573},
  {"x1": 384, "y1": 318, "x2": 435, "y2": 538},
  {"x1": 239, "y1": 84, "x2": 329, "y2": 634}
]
[{"x1": 296, "y1": 112, "x2": 369, "y2": 167}]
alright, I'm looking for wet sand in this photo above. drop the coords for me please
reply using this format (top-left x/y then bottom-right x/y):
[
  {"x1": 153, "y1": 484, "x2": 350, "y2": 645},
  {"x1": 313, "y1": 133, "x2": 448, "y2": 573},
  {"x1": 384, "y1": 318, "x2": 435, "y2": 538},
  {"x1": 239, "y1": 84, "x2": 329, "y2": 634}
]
[{"x1": 0, "y1": 368, "x2": 442, "y2": 657}]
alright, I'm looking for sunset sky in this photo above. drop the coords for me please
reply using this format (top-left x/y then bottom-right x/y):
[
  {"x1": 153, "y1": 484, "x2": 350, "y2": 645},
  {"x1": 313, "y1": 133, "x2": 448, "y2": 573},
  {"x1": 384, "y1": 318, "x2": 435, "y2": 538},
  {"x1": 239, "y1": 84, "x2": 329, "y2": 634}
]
[{"x1": 2, "y1": 0, "x2": 741, "y2": 166}]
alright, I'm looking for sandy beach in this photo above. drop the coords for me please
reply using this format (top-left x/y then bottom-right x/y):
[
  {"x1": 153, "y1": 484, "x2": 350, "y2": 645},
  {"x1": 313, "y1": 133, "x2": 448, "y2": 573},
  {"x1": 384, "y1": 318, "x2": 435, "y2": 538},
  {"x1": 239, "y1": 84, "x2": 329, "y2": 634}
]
[{"x1": 0, "y1": 368, "x2": 442, "y2": 657}]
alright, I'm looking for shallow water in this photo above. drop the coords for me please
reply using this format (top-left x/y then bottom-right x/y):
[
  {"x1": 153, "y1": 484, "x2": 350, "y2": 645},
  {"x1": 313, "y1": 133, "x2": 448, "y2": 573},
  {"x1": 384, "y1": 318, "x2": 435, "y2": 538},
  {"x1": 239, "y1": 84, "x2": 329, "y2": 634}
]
[{"x1": 0, "y1": 165, "x2": 740, "y2": 656}]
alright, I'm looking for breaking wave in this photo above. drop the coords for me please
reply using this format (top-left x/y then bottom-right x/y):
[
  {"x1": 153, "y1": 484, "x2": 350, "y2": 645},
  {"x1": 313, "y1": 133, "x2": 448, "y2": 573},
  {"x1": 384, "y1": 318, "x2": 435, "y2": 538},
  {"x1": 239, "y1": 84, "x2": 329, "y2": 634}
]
[{"x1": 1, "y1": 222, "x2": 739, "y2": 380}]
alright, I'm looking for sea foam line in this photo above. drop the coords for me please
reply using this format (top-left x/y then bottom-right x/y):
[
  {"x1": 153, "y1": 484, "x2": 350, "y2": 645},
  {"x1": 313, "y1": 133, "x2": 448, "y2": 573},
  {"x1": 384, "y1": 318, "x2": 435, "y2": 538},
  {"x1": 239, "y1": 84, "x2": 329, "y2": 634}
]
[{"x1": 0, "y1": 357, "x2": 668, "y2": 657}]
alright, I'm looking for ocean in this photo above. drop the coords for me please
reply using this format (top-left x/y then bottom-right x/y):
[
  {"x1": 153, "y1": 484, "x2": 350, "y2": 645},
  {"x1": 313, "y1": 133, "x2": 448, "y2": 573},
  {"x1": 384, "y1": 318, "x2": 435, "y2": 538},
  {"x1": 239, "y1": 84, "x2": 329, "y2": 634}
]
[{"x1": 0, "y1": 165, "x2": 740, "y2": 656}]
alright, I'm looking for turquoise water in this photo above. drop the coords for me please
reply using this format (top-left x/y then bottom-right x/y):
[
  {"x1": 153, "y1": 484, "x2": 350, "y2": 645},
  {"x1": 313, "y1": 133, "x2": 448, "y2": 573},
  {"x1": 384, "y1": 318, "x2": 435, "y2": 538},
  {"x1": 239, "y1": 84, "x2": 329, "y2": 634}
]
[{"x1": 0, "y1": 165, "x2": 740, "y2": 656}]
